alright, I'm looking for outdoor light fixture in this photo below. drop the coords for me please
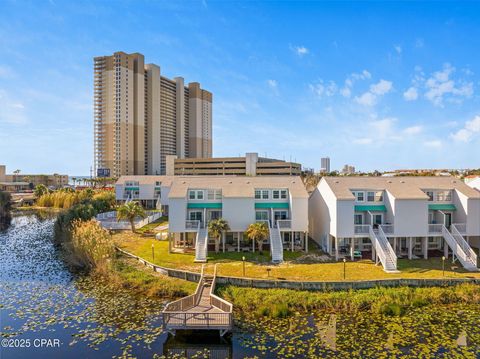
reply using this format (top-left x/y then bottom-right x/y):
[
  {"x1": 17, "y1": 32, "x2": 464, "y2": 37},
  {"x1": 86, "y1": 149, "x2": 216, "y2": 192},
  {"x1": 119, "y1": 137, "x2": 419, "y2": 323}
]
[
  {"x1": 152, "y1": 243, "x2": 155, "y2": 262},
  {"x1": 442, "y1": 256, "x2": 446, "y2": 277},
  {"x1": 343, "y1": 257, "x2": 347, "y2": 280},
  {"x1": 242, "y1": 256, "x2": 246, "y2": 277}
]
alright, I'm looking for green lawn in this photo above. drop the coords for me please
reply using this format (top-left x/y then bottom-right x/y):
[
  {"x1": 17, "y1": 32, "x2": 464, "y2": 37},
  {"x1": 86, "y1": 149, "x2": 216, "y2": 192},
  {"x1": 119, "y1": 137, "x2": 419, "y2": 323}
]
[{"x1": 114, "y1": 232, "x2": 480, "y2": 281}]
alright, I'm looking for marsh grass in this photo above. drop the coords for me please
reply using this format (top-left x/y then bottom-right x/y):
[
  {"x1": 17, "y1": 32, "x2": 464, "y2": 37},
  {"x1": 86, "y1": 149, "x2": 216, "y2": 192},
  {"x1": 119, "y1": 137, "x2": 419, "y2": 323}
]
[{"x1": 219, "y1": 284, "x2": 480, "y2": 318}]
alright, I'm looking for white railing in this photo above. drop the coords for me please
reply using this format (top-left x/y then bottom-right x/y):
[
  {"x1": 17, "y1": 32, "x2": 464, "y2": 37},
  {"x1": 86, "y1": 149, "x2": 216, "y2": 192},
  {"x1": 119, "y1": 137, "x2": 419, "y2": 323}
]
[
  {"x1": 163, "y1": 265, "x2": 205, "y2": 312},
  {"x1": 186, "y1": 220, "x2": 200, "y2": 231},
  {"x1": 277, "y1": 220, "x2": 292, "y2": 230},
  {"x1": 452, "y1": 223, "x2": 467, "y2": 234},
  {"x1": 210, "y1": 264, "x2": 233, "y2": 313},
  {"x1": 451, "y1": 225, "x2": 477, "y2": 268},
  {"x1": 355, "y1": 224, "x2": 370, "y2": 235},
  {"x1": 378, "y1": 226, "x2": 397, "y2": 270},
  {"x1": 441, "y1": 226, "x2": 477, "y2": 270},
  {"x1": 428, "y1": 224, "x2": 443, "y2": 235},
  {"x1": 194, "y1": 225, "x2": 208, "y2": 262},
  {"x1": 268, "y1": 224, "x2": 283, "y2": 263},
  {"x1": 380, "y1": 224, "x2": 394, "y2": 235},
  {"x1": 96, "y1": 211, "x2": 162, "y2": 230},
  {"x1": 369, "y1": 226, "x2": 397, "y2": 272}
]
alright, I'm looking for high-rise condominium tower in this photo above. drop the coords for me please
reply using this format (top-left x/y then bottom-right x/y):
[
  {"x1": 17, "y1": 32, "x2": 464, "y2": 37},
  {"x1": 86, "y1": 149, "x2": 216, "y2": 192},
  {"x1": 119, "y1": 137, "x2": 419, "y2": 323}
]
[{"x1": 94, "y1": 51, "x2": 212, "y2": 177}]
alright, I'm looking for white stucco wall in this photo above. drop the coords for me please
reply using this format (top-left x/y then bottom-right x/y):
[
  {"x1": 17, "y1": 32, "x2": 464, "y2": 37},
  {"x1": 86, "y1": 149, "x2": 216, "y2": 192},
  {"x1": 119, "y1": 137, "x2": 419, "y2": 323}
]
[
  {"x1": 336, "y1": 200, "x2": 355, "y2": 238},
  {"x1": 393, "y1": 199, "x2": 428, "y2": 237},
  {"x1": 467, "y1": 198, "x2": 480, "y2": 235},
  {"x1": 222, "y1": 198, "x2": 255, "y2": 232},
  {"x1": 168, "y1": 199, "x2": 187, "y2": 232},
  {"x1": 290, "y1": 197, "x2": 308, "y2": 231}
]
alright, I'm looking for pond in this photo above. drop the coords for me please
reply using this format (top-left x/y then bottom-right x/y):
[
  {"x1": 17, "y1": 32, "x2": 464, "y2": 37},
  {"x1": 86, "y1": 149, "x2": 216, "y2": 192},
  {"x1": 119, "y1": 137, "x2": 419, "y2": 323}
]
[{"x1": 1, "y1": 213, "x2": 479, "y2": 358}]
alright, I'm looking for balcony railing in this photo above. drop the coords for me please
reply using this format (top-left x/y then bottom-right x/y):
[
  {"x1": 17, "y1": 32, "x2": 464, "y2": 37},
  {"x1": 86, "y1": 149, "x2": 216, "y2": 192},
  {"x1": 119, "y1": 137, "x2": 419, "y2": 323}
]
[
  {"x1": 277, "y1": 220, "x2": 292, "y2": 230},
  {"x1": 428, "y1": 224, "x2": 443, "y2": 235},
  {"x1": 452, "y1": 223, "x2": 466, "y2": 234},
  {"x1": 354, "y1": 224, "x2": 371, "y2": 235},
  {"x1": 380, "y1": 224, "x2": 394, "y2": 235},
  {"x1": 185, "y1": 220, "x2": 201, "y2": 231}
]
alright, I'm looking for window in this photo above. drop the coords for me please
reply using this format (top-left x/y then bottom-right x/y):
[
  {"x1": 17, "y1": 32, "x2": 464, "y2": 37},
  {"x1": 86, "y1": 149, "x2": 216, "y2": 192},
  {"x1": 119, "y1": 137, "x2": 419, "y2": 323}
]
[
  {"x1": 367, "y1": 191, "x2": 375, "y2": 202},
  {"x1": 272, "y1": 190, "x2": 280, "y2": 199},
  {"x1": 354, "y1": 214, "x2": 363, "y2": 225},
  {"x1": 154, "y1": 189, "x2": 161, "y2": 197},
  {"x1": 355, "y1": 191, "x2": 364, "y2": 202},
  {"x1": 188, "y1": 190, "x2": 196, "y2": 200},
  {"x1": 196, "y1": 190, "x2": 204, "y2": 200},
  {"x1": 155, "y1": 181, "x2": 161, "y2": 187},
  {"x1": 426, "y1": 191, "x2": 434, "y2": 201},
  {"x1": 255, "y1": 190, "x2": 261, "y2": 199},
  {"x1": 280, "y1": 190, "x2": 288, "y2": 199},
  {"x1": 375, "y1": 191, "x2": 383, "y2": 202},
  {"x1": 262, "y1": 190, "x2": 269, "y2": 199},
  {"x1": 256, "y1": 211, "x2": 269, "y2": 221},
  {"x1": 436, "y1": 190, "x2": 451, "y2": 201}
]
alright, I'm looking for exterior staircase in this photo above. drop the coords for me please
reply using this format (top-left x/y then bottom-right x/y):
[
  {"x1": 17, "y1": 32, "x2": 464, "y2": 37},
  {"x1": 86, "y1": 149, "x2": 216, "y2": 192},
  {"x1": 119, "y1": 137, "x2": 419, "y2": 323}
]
[
  {"x1": 269, "y1": 225, "x2": 283, "y2": 263},
  {"x1": 369, "y1": 226, "x2": 398, "y2": 273},
  {"x1": 194, "y1": 227, "x2": 208, "y2": 262},
  {"x1": 442, "y1": 225, "x2": 477, "y2": 271}
]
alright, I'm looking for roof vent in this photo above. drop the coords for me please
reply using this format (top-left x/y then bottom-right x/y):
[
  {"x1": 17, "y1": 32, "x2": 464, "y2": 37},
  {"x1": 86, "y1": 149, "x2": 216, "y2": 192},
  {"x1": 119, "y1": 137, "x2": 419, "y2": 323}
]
[
  {"x1": 246, "y1": 181, "x2": 250, "y2": 184},
  {"x1": 452, "y1": 180, "x2": 457, "y2": 183},
  {"x1": 400, "y1": 180, "x2": 405, "y2": 183},
  {"x1": 182, "y1": 181, "x2": 186, "y2": 184},
  {"x1": 335, "y1": 180, "x2": 339, "y2": 183},
  {"x1": 388, "y1": 180, "x2": 392, "y2": 183},
  {"x1": 229, "y1": 181, "x2": 232, "y2": 184}
]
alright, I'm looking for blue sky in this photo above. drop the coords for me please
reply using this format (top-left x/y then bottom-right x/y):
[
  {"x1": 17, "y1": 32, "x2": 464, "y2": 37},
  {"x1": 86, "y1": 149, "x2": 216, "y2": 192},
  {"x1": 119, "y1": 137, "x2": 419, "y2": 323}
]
[{"x1": 1, "y1": 1, "x2": 480, "y2": 175}]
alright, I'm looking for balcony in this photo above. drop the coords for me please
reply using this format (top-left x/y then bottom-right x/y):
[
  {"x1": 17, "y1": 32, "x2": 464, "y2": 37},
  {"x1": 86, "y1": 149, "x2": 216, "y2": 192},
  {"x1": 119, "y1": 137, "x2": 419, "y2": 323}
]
[
  {"x1": 380, "y1": 224, "x2": 394, "y2": 236},
  {"x1": 428, "y1": 224, "x2": 443, "y2": 235},
  {"x1": 354, "y1": 224, "x2": 370, "y2": 236},
  {"x1": 277, "y1": 220, "x2": 292, "y2": 230},
  {"x1": 452, "y1": 223, "x2": 466, "y2": 235},
  {"x1": 185, "y1": 220, "x2": 200, "y2": 231}
]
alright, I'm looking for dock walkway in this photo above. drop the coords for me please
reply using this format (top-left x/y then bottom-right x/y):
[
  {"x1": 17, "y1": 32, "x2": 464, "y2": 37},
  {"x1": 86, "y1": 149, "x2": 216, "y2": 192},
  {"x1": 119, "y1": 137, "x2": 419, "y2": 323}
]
[{"x1": 162, "y1": 265, "x2": 233, "y2": 336}]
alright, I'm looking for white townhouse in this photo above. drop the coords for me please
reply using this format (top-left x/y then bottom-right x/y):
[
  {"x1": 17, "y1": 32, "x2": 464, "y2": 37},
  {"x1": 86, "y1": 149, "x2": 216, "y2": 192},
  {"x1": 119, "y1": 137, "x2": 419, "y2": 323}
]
[
  {"x1": 467, "y1": 177, "x2": 480, "y2": 192},
  {"x1": 309, "y1": 177, "x2": 480, "y2": 272},
  {"x1": 115, "y1": 176, "x2": 309, "y2": 263}
]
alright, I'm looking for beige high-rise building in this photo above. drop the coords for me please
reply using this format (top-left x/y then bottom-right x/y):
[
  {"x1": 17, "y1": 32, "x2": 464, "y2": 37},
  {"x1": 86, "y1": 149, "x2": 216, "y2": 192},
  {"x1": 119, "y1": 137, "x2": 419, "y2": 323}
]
[{"x1": 94, "y1": 51, "x2": 212, "y2": 177}]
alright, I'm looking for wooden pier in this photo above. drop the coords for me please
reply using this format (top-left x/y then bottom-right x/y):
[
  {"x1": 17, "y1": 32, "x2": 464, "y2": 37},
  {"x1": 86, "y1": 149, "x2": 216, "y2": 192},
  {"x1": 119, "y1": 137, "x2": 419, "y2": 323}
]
[{"x1": 162, "y1": 265, "x2": 233, "y2": 337}]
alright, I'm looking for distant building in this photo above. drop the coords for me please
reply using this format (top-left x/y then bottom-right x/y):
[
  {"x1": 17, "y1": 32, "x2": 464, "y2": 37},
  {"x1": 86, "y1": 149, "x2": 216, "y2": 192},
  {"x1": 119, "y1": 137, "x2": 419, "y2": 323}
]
[
  {"x1": 341, "y1": 164, "x2": 355, "y2": 175},
  {"x1": 94, "y1": 51, "x2": 212, "y2": 178},
  {"x1": 467, "y1": 177, "x2": 480, "y2": 192},
  {"x1": 165, "y1": 153, "x2": 302, "y2": 176},
  {"x1": 0, "y1": 165, "x2": 68, "y2": 192},
  {"x1": 320, "y1": 157, "x2": 330, "y2": 173}
]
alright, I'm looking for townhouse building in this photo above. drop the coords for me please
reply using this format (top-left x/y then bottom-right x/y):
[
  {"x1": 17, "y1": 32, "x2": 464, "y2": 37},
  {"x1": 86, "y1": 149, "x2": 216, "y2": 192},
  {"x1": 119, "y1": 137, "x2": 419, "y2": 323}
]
[
  {"x1": 309, "y1": 177, "x2": 480, "y2": 272},
  {"x1": 115, "y1": 175, "x2": 309, "y2": 263}
]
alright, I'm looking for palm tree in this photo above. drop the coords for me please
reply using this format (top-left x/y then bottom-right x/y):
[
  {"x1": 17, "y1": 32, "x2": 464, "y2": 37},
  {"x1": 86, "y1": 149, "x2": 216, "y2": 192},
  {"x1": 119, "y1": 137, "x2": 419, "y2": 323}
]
[
  {"x1": 117, "y1": 201, "x2": 146, "y2": 233},
  {"x1": 245, "y1": 222, "x2": 269, "y2": 253},
  {"x1": 208, "y1": 218, "x2": 230, "y2": 253}
]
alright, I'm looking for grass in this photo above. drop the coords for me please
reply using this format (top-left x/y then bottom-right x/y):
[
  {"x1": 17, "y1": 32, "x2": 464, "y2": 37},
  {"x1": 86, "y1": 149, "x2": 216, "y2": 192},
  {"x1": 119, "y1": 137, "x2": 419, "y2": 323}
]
[
  {"x1": 108, "y1": 257, "x2": 196, "y2": 298},
  {"x1": 219, "y1": 283, "x2": 480, "y2": 317},
  {"x1": 114, "y1": 232, "x2": 480, "y2": 281}
]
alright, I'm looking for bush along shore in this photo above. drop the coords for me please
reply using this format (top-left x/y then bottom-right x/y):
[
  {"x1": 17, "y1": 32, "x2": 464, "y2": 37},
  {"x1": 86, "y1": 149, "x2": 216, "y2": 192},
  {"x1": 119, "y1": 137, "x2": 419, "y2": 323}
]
[
  {"x1": 48, "y1": 191, "x2": 195, "y2": 300},
  {"x1": 218, "y1": 284, "x2": 480, "y2": 318}
]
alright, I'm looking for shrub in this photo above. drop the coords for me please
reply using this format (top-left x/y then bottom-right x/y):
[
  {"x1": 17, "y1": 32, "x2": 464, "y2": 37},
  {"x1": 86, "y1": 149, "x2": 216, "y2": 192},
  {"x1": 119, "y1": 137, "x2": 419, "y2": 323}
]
[{"x1": 70, "y1": 219, "x2": 114, "y2": 271}]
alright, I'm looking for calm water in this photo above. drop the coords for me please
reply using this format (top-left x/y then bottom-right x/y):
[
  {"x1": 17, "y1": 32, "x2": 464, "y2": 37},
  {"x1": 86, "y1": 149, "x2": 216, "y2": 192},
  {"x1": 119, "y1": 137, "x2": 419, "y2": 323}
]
[{"x1": 1, "y1": 213, "x2": 479, "y2": 358}]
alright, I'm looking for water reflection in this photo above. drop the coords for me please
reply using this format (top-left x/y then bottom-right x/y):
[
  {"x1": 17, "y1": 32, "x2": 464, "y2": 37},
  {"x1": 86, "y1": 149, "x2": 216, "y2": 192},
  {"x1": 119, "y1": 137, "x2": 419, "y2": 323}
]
[{"x1": 163, "y1": 332, "x2": 232, "y2": 358}]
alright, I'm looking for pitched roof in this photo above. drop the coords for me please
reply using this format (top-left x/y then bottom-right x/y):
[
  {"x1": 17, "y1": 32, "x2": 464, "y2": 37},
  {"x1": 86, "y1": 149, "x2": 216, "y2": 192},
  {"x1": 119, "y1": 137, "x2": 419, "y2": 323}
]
[
  {"x1": 116, "y1": 175, "x2": 309, "y2": 199},
  {"x1": 167, "y1": 176, "x2": 308, "y2": 199},
  {"x1": 323, "y1": 176, "x2": 480, "y2": 200}
]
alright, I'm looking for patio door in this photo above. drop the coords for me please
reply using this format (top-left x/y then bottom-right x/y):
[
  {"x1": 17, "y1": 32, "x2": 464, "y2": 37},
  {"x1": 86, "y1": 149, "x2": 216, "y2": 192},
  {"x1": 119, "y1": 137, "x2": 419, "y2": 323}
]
[
  {"x1": 189, "y1": 211, "x2": 203, "y2": 223},
  {"x1": 372, "y1": 214, "x2": 383, "y2": 229},
  {"x1": 274, "y1": 210, "x2": 288, "y2": 226},
  {"x1": 444, "y1": 213, "x2": 452, "y2": 229},
  {"x1": 354, "y1": 213, "x2": 363, "y2": 225},
  {"x1": 207, "y1": 210, "x2": 221, "y2": 222}
]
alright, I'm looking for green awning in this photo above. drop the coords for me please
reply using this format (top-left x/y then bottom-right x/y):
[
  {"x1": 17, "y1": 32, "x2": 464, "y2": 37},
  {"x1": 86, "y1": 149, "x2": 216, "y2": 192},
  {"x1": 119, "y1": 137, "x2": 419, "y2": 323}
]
[
  {"x1": 125, "y1": 187, "x2": 139, "y2": 190},
  {"x1": 354, "y1": 205, "x2": 387, "y2": 212},
  {"x1": 428, "y1": 204, "x2": 456, "y2": 211},
  {"x1": 187, "y1": 203, "x2": 222, "y2": 209},
  {"x1": 255, "y1": 202, "x2": 289, "y2": 209}
]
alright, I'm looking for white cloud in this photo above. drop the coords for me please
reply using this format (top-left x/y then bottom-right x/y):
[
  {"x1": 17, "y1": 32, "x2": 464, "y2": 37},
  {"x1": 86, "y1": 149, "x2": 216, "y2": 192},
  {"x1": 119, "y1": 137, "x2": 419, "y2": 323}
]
[
  {"x1": 309, "y1": 80, "x2": 337, "y2": 98},
  {"x1": 424, "y1": 140, "x2": 442, "y2": 148},
  {"x1": 267, "y1": 79, "x2": 277, "y2": 88},
  {"x1": 394, "y1": 45, "x2": 402, "y2": 54},
  {"x1": 370, "y1": 79, "x2": 393, "y2": 95},
  {"x1": 354, "y1": 79, "x2": 393, "y2": 106},
  {"x1": 451, "y1": 115, "x2": 480, "y2": 142},
  {"x1": 403, "y1": 125, "x2": 422, "y2": 135},
  {"x1": 291, "y1": 45, "x2": 309, "y2": 57},
  {"x1": 423, "y1": 63, "x2": 474, "y2": 107},
  {"x1": 371, "y1": 118, "x2": 396, "y2": 137},
  {"x1": 403, "y1": 87, "x2": 418, "y2": 101},
  {"x1": 355, "y1": 92, "x2": 376, "y2": 106},
  {"x1": 340, "y1": 70, "x2": 371, "y2": 98}
]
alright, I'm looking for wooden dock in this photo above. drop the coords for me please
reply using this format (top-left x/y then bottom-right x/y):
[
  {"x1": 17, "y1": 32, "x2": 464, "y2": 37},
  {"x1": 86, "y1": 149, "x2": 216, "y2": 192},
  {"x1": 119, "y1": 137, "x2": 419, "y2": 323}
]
[{"x1": 162, "y1": 265, "x2": 233, "y2": 337}]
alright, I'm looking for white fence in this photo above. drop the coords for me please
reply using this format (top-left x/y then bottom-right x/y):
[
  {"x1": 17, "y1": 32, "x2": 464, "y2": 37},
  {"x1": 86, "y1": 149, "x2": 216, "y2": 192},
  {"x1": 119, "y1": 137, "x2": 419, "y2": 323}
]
[{"x1": 96, "y1": 211, "x2": 162, "y2": 230}]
